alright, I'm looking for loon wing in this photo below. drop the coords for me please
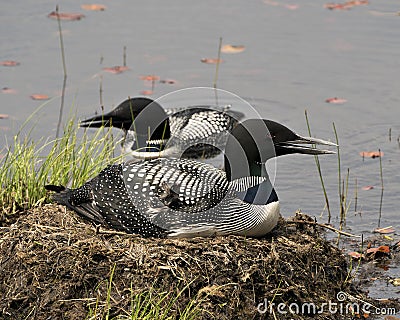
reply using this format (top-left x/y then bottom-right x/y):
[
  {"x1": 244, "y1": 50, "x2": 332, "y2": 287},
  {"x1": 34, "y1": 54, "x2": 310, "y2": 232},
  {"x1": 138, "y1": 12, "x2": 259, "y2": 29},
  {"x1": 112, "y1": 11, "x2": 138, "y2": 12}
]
[
  {"x1": 166, "y1": 108, "x2": 241, "y2": 158},
  {"x1": 46, "y1": 165, "x2": 167, "y2": 237},
  {"x1": 122, "y1": 158, "x2": 233, "y2": 229}
]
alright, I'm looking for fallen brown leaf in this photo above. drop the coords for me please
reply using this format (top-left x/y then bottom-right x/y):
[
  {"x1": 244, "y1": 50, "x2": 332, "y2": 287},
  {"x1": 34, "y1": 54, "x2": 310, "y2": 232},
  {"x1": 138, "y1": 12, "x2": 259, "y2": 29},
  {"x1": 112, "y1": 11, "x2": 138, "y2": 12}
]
[
  {"x1": 366, "y1": 245, "x2": 390, "y2": 254},
  {"x1": 30, "y1": 94, "x2": 50, "y2": 101},
  {"x1": 103, "y1": 66, "x2": 129, "y2": 74},
  {"x1": 140, "y1": 75, "x2": 160, "y2": 81},
  {"x1": 201, "y1": 58, "x2": 223, "y2": 64},
  {"x1": 48, "y1": 11, "x2": 85, "y2": 21},
  {"x1": 81, "y1": 4, "x2": 106, "y2": 11},
  {"x1": 221, "y1": 45, "x2": 245, "y2": 54},
  {"x1": 0, "y1": 60, "x2": 20, "y2": 66},
  {"x1": 348, "y1": 251, "x2": 364, "y2": 259},
  {"x1": 362, "y1": 186, "x2": 374, "y2": 190},
  {"x1": 325, "y1": 97, "x2": 347, "y2": 104},
  {"x1": 374, "y1": 226, "x2": 395, "y2": 234},
  {"x1": 359, "y1": 151, "x2": 383, "y2": 158}
]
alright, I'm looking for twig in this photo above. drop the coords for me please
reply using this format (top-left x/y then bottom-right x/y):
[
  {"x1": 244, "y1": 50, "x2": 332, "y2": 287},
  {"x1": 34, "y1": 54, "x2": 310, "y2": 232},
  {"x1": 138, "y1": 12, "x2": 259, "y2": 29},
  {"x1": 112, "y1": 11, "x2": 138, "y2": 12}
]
[
  {"x1": 378, "y1": 148, "x2": 384, "y2": 227},
  {"x1": 123, "y1": 46, "x2": 127, "y2": 67},
  {"x1": 286, "y1": 220, "x2": 360, "y2": 238},
  {"x1": 354, "y1": 177, "x2": 358, "y2": 212},
  {"x1": 213, "y1": 37, "x2": 222, "y2": 105},
  {"x1": 99, "y1": 74, "x2": 103, "y2": 107},
  {"x1": 55, "y1": 5, "x2": 68, "y2": 139}
]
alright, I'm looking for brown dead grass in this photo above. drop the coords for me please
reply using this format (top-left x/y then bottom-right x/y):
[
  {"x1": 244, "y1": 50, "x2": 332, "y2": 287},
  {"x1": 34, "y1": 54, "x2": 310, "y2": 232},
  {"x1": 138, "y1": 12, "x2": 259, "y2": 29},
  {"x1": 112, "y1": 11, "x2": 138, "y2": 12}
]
[{"x1": 0, "y1": 205, "x2": 384, "y2": 319}]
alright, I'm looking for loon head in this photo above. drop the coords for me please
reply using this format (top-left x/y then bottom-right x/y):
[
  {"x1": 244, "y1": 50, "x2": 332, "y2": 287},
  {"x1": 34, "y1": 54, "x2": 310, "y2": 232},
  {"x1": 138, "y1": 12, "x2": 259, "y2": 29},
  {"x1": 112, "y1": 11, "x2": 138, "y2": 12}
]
[
  {"x1": 224, "y1": 119, "x2": 336, "y2": 181},
  {"x1": 80, "y1": 97, "x2": 171, "y2": 150},
  {"x1": 263, "y1": 119, "x2": 337, "y2": 157}
]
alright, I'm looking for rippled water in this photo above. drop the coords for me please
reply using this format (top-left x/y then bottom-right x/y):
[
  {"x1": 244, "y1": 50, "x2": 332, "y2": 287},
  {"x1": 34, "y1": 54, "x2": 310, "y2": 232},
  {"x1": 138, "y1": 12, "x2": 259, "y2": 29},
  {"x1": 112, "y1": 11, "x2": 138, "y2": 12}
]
[{"x1": 1, "y1": 0, "x2": 399, "y2": 303}]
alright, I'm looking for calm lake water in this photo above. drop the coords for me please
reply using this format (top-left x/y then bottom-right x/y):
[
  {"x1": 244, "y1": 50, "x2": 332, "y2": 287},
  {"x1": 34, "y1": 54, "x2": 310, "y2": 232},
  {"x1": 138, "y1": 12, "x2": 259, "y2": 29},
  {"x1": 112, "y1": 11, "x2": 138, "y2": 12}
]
[{"x1": 1, "y1": 0, "x2": 399, "y2": 302}]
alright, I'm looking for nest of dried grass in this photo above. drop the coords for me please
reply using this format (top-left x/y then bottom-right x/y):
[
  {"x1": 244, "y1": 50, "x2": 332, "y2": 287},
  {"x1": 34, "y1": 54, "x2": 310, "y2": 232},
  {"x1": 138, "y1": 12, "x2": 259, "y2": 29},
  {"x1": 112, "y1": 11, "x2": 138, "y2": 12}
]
[{"x1": 0, "y1": 204, "x2": 369, "y2": 319}]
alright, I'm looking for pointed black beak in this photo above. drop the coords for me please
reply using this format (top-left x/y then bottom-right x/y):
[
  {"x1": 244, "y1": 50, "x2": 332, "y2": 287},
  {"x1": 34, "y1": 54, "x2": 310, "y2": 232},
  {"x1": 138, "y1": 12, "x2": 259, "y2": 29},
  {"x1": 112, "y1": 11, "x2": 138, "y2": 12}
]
[
  {"x1": 275, "y1": 135, "x2": 337, "y2": 156},
  {"x1": 80, "y1": 97, "x2": 157, "y2": 131},
  {"x1": 80, "y1": 113, "x2": 132, "y2": 130}
]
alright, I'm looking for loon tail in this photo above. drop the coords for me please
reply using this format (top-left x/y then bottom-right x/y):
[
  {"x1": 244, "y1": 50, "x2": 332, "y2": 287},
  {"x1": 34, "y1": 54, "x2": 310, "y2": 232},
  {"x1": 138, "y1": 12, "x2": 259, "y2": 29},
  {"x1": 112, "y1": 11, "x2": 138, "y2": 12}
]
[
  {"x1": 44, "y1": 185, "x2": 71, "y2": 206},
  {"x1": 45, "y1": 184, "x2": 105, "y2": 225}
]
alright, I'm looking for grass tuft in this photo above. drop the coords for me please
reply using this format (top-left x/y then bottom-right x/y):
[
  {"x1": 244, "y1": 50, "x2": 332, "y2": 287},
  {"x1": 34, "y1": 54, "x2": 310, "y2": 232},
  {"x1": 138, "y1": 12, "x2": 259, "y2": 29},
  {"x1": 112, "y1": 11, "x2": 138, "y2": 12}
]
[{"x1": 0, "y1": 114, "x2": 123, "y2": 215}]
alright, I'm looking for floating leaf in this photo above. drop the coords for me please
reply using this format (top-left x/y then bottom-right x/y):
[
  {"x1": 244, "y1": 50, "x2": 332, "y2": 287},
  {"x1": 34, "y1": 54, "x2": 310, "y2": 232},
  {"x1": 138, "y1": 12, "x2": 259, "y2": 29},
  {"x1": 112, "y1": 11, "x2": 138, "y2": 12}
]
[
  {"x1": 359, "y1": 151, "x2": 383, "y2": 158},
  {"x1": 325, "y1": 97, "x2": 347, "y2": 104},
  {"x1": 201, "y1": 58, "x2": 223, "y2": 64},
  {"x1": 221, "y1": 45, "x2": 245, "y2": 54},
  {"x1": 285, "y1": 4, "x2": 299, "y2": 10},
  {"x1": 361, "y1": 186, "x2": 374, "y2": 191},
  {"x1": 325, "y1": 1, "x2": 368, "y2": 10},
  {"x1": 103, "y1": 66, "x2": 129, "y2": 74},
  {"x1": 160, "y1": 79, "x2": 177, "y2": 85},
  {"x1": 30, "y1": 94, "x2": 50, "y2": 101},
  {"x1": 140, "y1": 75, "x2": 160, "y2": 81},
  {"x1": 140, "y1": 90, "x2": 153, "y2": 95},
  {"x1": 324, "y1": 3, "x2": 351, "y2": 10},
  {"x1": 81, "y1": 4, "x2": 106, "y2": 11},
  {"x1": 0, "y1": 114, "x2": 9, "y2": 119},
  {"x1": 48, "y1": 11, "x2": 85, "y2": 21},
  {"x1": 0, "y1": 60, "x2": 20, "y2": 67},
  {"x1": 1, "y1": 87, "x2": 17, "y2": 94},
  {"x1": 374, "y1": 226, "x2": 395, "y2": 234}
]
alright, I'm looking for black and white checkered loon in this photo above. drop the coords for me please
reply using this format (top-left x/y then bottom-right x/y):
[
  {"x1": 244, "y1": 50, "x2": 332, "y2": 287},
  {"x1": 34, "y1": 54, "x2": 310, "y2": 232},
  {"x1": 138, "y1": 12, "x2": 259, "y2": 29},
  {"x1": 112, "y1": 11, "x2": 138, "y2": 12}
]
[
  {"x1": 46, "y1": 119, "x2": 336, "y2": 238},
  {"x1": 80, "y1": 97, "x2": 244, "y2": 159}
]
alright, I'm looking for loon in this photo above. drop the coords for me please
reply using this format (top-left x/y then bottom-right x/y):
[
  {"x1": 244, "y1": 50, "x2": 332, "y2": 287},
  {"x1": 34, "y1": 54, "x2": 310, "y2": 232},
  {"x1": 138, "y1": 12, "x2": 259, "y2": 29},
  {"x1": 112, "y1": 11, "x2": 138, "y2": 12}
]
[
  {"x1": 80, "y1": 97, "x2": 244, "y2": 159},
  {"x1": 46, "y1": 119, "x2": 336, "y2": 238}
]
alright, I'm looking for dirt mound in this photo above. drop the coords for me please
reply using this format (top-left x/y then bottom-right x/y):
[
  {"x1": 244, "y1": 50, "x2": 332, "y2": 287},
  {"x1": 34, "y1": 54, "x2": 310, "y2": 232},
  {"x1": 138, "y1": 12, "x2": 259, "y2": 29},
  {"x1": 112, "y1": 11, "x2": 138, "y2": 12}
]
[{"x1": 0, "y1": 205, "x2": 377, "y2": 319}]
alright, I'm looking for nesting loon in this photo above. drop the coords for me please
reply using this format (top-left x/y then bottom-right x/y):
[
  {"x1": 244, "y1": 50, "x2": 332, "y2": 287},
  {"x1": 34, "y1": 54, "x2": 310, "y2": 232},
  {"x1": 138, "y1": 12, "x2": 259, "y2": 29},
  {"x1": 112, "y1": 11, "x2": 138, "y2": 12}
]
[
  {"x1": 80, "y1": 97, "x2": 244, "y2": 159},
  {"x1": 46, "y1": 119, "x2": 335, "y2": 238}
]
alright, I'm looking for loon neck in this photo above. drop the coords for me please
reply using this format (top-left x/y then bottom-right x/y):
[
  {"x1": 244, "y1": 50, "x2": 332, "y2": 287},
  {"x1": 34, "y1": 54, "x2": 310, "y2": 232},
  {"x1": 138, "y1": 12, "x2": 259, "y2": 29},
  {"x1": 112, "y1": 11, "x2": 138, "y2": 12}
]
[
  {"x1": 224, "y1": 119, "x2": 276, "y2": 182},
  {"x1": 128, "y1": 100, "x2": 171, "y2": 151},
  {"x1": 223, "y1": 119, "x2": 278, "y2": 205}
]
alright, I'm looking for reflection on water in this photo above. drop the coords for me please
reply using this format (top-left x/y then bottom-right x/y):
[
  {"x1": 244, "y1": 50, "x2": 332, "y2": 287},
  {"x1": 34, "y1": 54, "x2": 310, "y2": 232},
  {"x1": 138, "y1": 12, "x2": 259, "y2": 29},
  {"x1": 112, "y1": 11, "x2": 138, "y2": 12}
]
[{"x1": 1, "y1": 0, "x2": 399, "y2": 298}]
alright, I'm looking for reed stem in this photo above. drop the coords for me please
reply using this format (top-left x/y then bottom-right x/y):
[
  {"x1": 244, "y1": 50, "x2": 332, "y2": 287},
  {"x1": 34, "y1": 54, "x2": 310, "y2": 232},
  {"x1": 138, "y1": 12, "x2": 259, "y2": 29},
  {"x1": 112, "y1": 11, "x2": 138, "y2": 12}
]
[
  {"x1": 378, "y1": 148, "x2": 384, "y2": 227},
  {"x1": 123, "y1": 46, "x2": 127, "y2": 67},
  {"x1": 304, "y1": 110, "x2": 331, "y2": 222},
  {"x1": 55, "y1": 5, "x2": 68, "y2": 139},
  {"x1": 332, "y1": 123, "x2": 343, "y2": 218},
  {"x1": 213, "y1": 37, "x2": 223, "y2": 105}
]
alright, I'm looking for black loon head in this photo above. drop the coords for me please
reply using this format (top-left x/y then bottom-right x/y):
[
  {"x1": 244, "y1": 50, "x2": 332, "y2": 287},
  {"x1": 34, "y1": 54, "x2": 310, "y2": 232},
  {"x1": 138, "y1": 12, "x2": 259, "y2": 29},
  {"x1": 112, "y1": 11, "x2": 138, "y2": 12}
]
[
  {"x1": 224, "y1": 119, "x2": 336, "y2": 181},
  {"x1": 80, "y1": 97, "x2": 171, "y2": 140}
]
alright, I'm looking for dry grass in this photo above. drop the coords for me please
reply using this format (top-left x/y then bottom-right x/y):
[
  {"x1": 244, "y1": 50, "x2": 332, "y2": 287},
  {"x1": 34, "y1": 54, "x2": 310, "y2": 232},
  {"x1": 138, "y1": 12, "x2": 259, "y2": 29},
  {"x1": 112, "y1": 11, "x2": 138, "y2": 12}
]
[{"x1": 0, "y1": 205, "x2": 376, "y2": 319}]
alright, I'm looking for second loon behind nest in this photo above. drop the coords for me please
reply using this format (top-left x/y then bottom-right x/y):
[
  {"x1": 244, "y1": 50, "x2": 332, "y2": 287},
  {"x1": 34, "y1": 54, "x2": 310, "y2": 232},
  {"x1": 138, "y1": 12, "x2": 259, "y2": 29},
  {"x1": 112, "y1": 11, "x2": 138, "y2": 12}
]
[
  {"x1": 80, "y1": 97, "x2": 244, "y2": 159},
  {"x1": 46, "y1": 119, "x2": 336, "y2": 238}
]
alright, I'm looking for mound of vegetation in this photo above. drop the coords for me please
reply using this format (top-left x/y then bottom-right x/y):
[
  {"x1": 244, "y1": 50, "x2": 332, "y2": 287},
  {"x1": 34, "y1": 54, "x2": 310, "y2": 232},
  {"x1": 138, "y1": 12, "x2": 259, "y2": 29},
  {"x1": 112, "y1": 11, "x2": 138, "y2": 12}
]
[{"x1": 0, "y1": 204, "x2": 375, "y2": 320}]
